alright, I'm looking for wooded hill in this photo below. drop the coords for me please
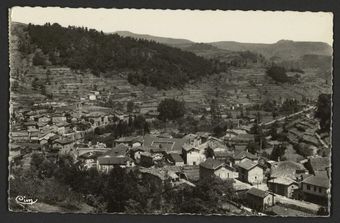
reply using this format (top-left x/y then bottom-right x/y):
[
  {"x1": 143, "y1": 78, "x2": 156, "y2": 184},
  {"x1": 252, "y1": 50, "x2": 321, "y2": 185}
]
[{"x1": 18, "y1": 23, "x2": 226, "y2": 89}]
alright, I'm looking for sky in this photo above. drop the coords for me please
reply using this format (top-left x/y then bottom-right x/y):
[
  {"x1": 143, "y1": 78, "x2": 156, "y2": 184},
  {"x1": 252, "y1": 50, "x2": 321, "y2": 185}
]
[{"x1": 10, "y1": 7, "x2": 333, "y2": 45}]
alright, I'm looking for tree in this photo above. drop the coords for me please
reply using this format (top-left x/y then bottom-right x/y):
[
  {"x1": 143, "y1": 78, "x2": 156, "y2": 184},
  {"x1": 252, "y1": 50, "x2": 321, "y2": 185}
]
[
  {"x1": 262, "y1": 100, "x2": 275, "y2": 112},
  {"x1": 157, "y1": 98, "x2": 185, "y2": 122},
  {"x1": 266, "y1": 65, "x2": 290, "y2": 83},
  {"x1": 270, "y1": 122, "x2": 279, "y2": 140},
  {"x1": 127, "y1": 101, "x2": 134, "y2": 113},
  {"x1": 251, "y1": 123, "x2": 266, "y2": 149},
  {"x1": 280, "y1": 99, "x2": 300, "y2": 114},
  {"x1": 270, "y1": 144, "x2": 286, "y2": 161},
  {"x1": 204, "y1": 147, "x2": 215, "y2": 158},
  {"x1": 32, "y1": 51, "x2": 46, "y2": 66},
  {"x1": 315, "y1": 94, "x2": 331, "y2": 133},
  {"x1": 246, "y1": 142, "x2": 260, "y2": 155},
  {"x1": 209, "y1": 99, "x2": 221, "y2": 127}
]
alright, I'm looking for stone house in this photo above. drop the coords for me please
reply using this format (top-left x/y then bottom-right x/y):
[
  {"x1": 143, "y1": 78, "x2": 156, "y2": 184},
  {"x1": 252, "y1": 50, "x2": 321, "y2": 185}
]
[
  {"x1": 182, "y1": 144, "x2": 204, "y2": 166},
  {"x1": 96, "y1": 156, "x2": 135, "y2": 173},
  {"x1": 246, "y1": 187, "x2": 275, "y2": 211},
  {"x1": 167, "y1": 153, "x2": 185, "y2": 166},
  {"x1": 267, "y1": 177, "x2": 299, "y2": 198},
  {"x1": 237, "y1": 160, "x2": 264, "y2": 185},
  {"x1": 301, "y1": 175, "x2": 330, "y2": 206},
  {"x1": 200, "y1": 158, "x2": 238, "y2": 180}
]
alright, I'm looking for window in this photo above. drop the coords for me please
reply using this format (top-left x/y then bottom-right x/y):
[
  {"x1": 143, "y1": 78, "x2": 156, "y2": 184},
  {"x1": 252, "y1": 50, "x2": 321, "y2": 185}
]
[
  {"x1": 319, "y1": 187, "x2": 322, "y2": 193},
  {"x1": 193, "y1": 162, "x2": 196, "y2": 165},
  {"x1": 314, "y1": 186, "x2": 317, "y2": 192},
  {"x1": 307, "y1": 185, "x2": 311, "y2": 190}
]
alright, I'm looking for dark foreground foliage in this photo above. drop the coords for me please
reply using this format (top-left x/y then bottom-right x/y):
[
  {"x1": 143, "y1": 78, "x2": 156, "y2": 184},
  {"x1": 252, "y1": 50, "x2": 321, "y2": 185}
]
[{"x1": 10, "y1": 153, "x2": 235, "y2": 214}]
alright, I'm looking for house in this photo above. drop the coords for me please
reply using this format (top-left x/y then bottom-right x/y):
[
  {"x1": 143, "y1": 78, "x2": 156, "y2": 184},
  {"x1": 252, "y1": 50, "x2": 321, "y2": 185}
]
[
  {"x1": 214, "y1": 149, "x2": 233, "y2": 163},
  {"x1": 182, "y1": 144, "x2": 204, "y2": 166},
  {"x1": 56, "y1": 122, "x2": 71, "y2": 135},
  {"x1": 38, "y1": 115, "x2": 51, "y2": 123},
  {"x1": 78, "y1": 151, "x2": 104, "y2": 170},
  {"x1": 233, "y1": 150, "x2": 258, "y2": 165},
  {"x1": 301, "y1": 175, "x2": 330, "y2": 206},
  {"x1": 88, "y1": 93, "x2": 96, "y2": 101},
  {"x1": 224, "y1": 129, "x2": 248, "y2": 139},
  {"x1": 197, "y1": 137, "x2": 227, "y2": 151},
  {"x1": 51, "y1": 139, "x2": 74, "y2": 152},
  {"x1": 271, "y1": 160, "x2": 308, "y2": 179},
  {"x1": 101, "y1": 144, "x2": 129, "y2": 157},
  {"x1": 230, "y1": 134, "x2": 255, "y2": 145},
  {"x1": 23, "y1": 121, "x2": 37, "y2": 131},
  {"x1": 237, "y1": 160, "x2": 264, "y2": 185},
  {"x1": 167, "y1": 153, "x2": 185, "y2": 166},
  {"x1": 304, "y1": 157, "x2": 330, "y2": 175},
  {"x1": 200, "y1": 158, "x2": 238, "y2": 180},
  {"x1": 52, "y1": 113, "x2": 67, "y2": 124},
  {"x1": 246, "y1": 187, "x2": 275, "y2": 211},
  {"x1": 87, "y1": 112, "x2": 110, "y2": 127},
  {"x1": 138, "y1": 168, "x2": 180, "y2": 190},
  {"x1": 114, "y1": 136, "x2": 143, "y2": 148},
  {"x1": 267, "y1": 177, "x2": 299, "y2": 198},
  {"x1": 28, "y1": 130, "x2": 39, "y2": 142},
  {"x1": 97, "y1": 156, "x2": 134, "y2": 173}
]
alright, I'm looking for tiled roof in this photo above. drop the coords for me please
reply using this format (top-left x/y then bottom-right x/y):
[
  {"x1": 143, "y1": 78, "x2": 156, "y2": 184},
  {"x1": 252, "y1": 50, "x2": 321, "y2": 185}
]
[
  {"x1": 309, "y1": 157, "x2": 330, "y2": 171},
  {"x1": 200, "y1": 158, "x2": 224, "y2": 170},
  {"x1": 182, "y1": 165, "x2": 200, "y2": 181},
  {"x1": 98, "y1": 156, "x2": 131, "y2": 165},
  {"x1": 182, "y1": 143, "x2": 200, "y2": 152},
  {"x1": 143, "y1": 134, "x2": 187, "y2": 152},
  {"x1": 271, "y1": 161, "x2": 306, "y2": 178},
  {"x1": 234, "y1": 151, "x2": 257, "y2": 160},
  {"x1": 302, "y1": 175, "x2": 329, "y2": 188},
  {"x1": 268, "y1": 177, "x2": 297, "y2": 186},
  {"x1": 237, "y1": 159, "x2": 258, "y2": 171},
  {"x1": 102, "y1": 144, "x2": 129, "y2": 157},
  {"x1": 169, "y1": 153, "x2": 184, "y2": 163},
  {"x1": 247, "y1": 187, "x2": 269, "y2": 198}
]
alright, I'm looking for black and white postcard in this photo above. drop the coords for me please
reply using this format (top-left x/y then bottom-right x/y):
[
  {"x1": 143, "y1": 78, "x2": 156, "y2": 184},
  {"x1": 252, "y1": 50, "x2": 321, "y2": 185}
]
[{"x1": 8, "y1": 7, "x2": 333, "y2": 216}]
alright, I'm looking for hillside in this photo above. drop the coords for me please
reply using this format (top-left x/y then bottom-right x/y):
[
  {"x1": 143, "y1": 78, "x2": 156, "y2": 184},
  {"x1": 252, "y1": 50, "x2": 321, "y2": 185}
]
[
  {"x1": 114, "y1": 31, "x2": 331, "y2": 69},
  {"x1": 115, "y1": 31, "x2": 193, "y2": 48},
  {"x1": 16, "y1": 23, "x2": 225, "y2": 89},
  {"x1": 210, "y1": 40, "x2": 332, "y2": 62}
]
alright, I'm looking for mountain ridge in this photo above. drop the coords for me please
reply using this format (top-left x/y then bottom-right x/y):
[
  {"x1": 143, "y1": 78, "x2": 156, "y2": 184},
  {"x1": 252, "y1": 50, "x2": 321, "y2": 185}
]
[{"x1": 114, "y1": 30, "x2": 332, "y2": 61}]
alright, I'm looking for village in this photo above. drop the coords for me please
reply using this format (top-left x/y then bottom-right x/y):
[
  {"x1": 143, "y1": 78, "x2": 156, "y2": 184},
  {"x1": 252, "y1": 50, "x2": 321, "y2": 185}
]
[
  {"x1": 9, "y1": 66, "x2": 331, "y2": 215},
  {"x1": 8, "y1": 16, "x2": 332, "y2": 215}
]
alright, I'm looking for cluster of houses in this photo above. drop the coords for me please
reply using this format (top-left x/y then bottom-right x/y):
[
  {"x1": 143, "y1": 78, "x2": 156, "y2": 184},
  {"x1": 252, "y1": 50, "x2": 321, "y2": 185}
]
[
  {"x1": 9, "y1": 78, "x2": 330, "y2": 215},
  {"x1": 63, "y1": 126, "x2": 329, "y2": 214},
  {"x1": 9, "y1": 101, "x2": 118, "y2": 165}
]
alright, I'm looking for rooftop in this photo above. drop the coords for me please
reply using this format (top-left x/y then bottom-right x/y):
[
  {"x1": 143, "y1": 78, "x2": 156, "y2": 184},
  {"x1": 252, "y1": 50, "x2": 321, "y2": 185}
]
[
  {"x1": 247, "y1": 187, "x2": 269, "y2": 198},
  {"x1": 200, "y1": 158, "x2": 224, "y2": 170},
  {"x1": 98, "y1": 156, "x2": 131, "y2": 165},
  {"x1": 309, "y1": 157, "x2": 330, "y2": 171},
  {"x1": 268, "y1": 177, "x2": 297, "y2": 186},
  {"x1": 169, "y1": 153, "x2": 184, "y2": 163},
  {"x1": 237, "y1": 159, "x2": 258, "y2": 171},
  {"x1": 302, "y1": 175, "x2": 330, "y2": 188},
  {"x1": 234, "y1": 150, "x2": 258, "y2": 160}
]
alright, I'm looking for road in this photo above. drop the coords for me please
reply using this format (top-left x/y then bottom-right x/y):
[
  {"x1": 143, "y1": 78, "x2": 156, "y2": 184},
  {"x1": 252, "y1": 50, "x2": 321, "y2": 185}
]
[
  {"x1": 259, "y1": 105, "x2": 316, "y2": 127},
  {"x1": 274, "y1": 193, "x2": 321, "y2": 213}
]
